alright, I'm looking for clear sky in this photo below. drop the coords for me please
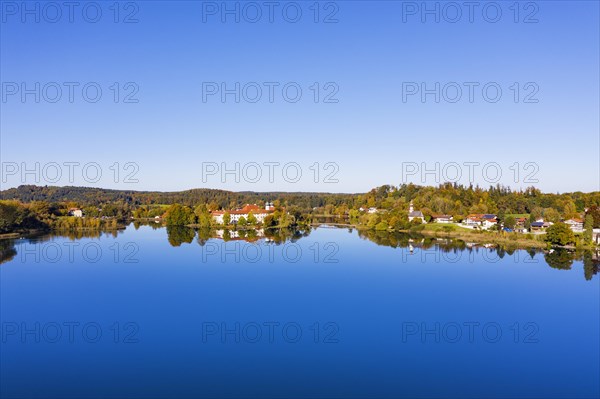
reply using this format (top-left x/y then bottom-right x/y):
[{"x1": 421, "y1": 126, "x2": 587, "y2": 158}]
[{"x1": 1, "y1": 0, "x2": 598, "y2": 193}]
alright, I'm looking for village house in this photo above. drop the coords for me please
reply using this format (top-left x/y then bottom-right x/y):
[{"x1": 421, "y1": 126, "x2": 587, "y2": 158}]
[
  {"x1": 463, "y1": 215, "x2": 481, "y2": 227},
  {"x1": 514, "y1": 217, "x2": 529, "y2": 233},
  {"x1": 431, "y1": 214, "x2": 453, "y2": 223},
  {"x1": 564, "y1": 218, "x2": 584, "y2": 233},
  {"x1": 359, "y1": 207, "x2": 378, "y2": 214},
  {"x1": 531, "y1": 220, "x2": 553, "y2": 231},
  {"x1": 211, "y1": 203, "x2": 274, "y2": 225},
  {"x1": 408, "y1": 202, "x2": 425, "y2": 223},
  {"x1": 530, "y1": 222, "x2": 544, "y2": 230},
  {"x1": 463, "y1": 214, "x2": 498, "y2": 230},
  {"x1": 481, "y1": 218, "x2": 498, "y2": 230},
  {"x1": 68, "y1": 208, "x2": 83, "y2": 217}
]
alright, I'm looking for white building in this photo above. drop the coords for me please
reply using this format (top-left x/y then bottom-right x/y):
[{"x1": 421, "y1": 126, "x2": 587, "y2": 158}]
[
  {"x1": 212, "y1": 203, "x2": 274, "y2": 225},
  {"x1": 481, "y1": 219, "x2": 498, "y2": 230},
  {"x1": 69, "y1": 208, "x2": 83, "y2": 217},
  {"x1": 463, "y1": 214, "x2": 498, "y2": 230},
  {"x1": 359, "y1": 207, "x2": 378, "y2": 214},
  {"x1": 431, "y1": 214, "x2": 453, "y2": 223},
  {"x1": 564, "y1": 218, "x2": 584, "y2": 233},
  {"x1": 408, "y1": 202, "x2": 425, "y2": 223}
]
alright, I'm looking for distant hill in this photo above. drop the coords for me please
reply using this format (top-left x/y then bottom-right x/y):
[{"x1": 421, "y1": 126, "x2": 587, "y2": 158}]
[
  {"x1": 2, "y1": 184, "x2": 599, "y2": 218},
  {"x1": 0, "y1": 185, "x2": 354, "y2": 209}
]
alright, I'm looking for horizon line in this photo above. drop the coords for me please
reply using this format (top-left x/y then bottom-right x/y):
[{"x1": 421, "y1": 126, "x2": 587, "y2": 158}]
[{"x1": 1, "y1": 184, "x2": 599, "y2": 196}]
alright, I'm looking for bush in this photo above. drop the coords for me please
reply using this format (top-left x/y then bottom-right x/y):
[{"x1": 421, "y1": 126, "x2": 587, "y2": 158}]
[
  {"x1": 545, "y1": 222, "x2": 576, "y2": 246},
  {"x1": 409, "y1": 224, "x2": 425, "y2": 232},
  {"x1": 165, "y1": 204, "x2": 195, "y2": 226}
]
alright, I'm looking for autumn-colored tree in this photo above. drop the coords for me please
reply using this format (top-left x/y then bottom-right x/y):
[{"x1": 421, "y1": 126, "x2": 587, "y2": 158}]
[
  {"x1": 545, "y1": 222, "x2": 576, "y2": 246},
  {"x1": 223, "y1": 211, "x2": 231, "y2": 226}
]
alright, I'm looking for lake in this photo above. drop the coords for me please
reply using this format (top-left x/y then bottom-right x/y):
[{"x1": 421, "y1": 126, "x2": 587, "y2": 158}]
[{"x1": 1, "y1": 224, "x2": 599, "y2": 398}]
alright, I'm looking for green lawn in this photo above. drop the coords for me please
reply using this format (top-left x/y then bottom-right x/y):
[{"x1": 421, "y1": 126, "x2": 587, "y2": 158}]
[{"x1": 422, "y1": 223, "x2": 460, "y2": 232}]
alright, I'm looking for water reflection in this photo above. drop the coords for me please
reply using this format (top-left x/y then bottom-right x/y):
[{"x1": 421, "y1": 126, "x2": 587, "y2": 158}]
[
  {"x1": 0, "y1": 228, "x2": 127, "y2": 265},
  {"x1": 2, "y1": 223, "x2": 598, "y2": 280},
  {"x1": 166, "y1": 226, "x2": 195, "y2": 247},
  {"x1": 0, "y1": 239, "x2": 17, "y2": 264}
]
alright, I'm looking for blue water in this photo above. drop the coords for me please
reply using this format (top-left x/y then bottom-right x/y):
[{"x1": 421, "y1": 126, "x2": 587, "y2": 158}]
[{"x1": 1, "y1": 225, "x2": 599, "y2": 398}]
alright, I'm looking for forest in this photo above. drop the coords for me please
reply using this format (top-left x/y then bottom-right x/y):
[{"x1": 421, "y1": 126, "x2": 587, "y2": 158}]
[{"x1": 2, "y1": 183, "x2": 600, "y2": 236}]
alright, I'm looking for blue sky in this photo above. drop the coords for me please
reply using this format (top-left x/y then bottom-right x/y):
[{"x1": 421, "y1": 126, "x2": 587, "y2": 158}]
[{"x1": 1, "y1": 1, "x2": 598, "y2": 193}]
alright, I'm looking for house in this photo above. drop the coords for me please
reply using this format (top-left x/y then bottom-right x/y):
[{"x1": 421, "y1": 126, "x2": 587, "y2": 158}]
[
  {"x1": 211, "y1": 203, "x2": 274, "y2": 224},
  {"x1": 514, "y1": 217, "x2": 529, "y2": 233},
  {"x1": 481, "y1": 218, "x2": 498, "y2": 230},
  {"x1": 564, "y1": 218, "x2": 584, "y2": 233},
  {"x1": 408, "y1": 202, "x2": 425, "y2": 223},
  {"x1": 530, "y1": 221, "x2": 544, "y2": 230},
  {"x1": 463, "y1": 215, "x2": 482, "y2": 227},
  {"x1": 359, "y1": 206, "x2": 378, "y2": 214},
  {"x1": 431, "y1": 214, "x2": 453, "y2": 223},
  {"x1": 530, "y1": 221, "x2": 552, "y2": 231},
  {"x1": 463, "y1": 214, "x2": 498, "y2": 230},
  {"x1": 68, "y1": 208, "x2": 83, "y2": 217}
]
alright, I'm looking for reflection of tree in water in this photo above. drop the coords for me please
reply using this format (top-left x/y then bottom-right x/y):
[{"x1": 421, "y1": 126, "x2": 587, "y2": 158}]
[
  {"x1": 196, "y1": 228, "x2": 213, "y2": 246},
  {"x1": 198, "y1": 224, "x2": 600, "y2": 281},
  {"x1": 49, "y1": 229, "x2": 123, "y2": 240},
  {"x1": 356, "y1": 230, "x2": 598, "y2": 281},
  {"x1": 133, "y1": 220, "x2": 164, "y2": 230},
  {"x1": 167, "y1": 226, "x2": 196, "y2": 247},
  {"x1": 0, "y1": 240, "x2": 17, "y2": 265},
  {"x1": 1, "y1": 228, "x2": 127, "y2": 265},
  {"x1": 357, "y1": 230, "x2": 412, "y2": 248},
  {"x1": 544, "y1": 249, "x2": 599, "y2": 280},
  {"x1": 544, "y1": 249, "x2": 574, "y2": 270},
  {"x1": 194, "y1": 227, "x2": 313, "y2": 246},
  {"x1": 583, "y1": 251, "x2": 600, "y2": 281},
  {"x1": 264, "y1": 228, "x2": 311, "y2": 245}
]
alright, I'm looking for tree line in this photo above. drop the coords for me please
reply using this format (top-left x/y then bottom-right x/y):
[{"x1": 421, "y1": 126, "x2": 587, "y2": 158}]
[{"x1": 2, "y1": 183, "x2": 600, "y2": 236}]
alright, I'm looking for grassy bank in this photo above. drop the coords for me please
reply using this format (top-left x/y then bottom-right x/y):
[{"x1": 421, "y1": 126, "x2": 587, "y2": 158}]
[{"x1": 411, "y1": 224, "x2": 547, "y2": 249}]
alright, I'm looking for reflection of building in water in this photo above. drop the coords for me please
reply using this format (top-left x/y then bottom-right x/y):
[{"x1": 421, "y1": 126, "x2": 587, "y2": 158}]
[
  {"x1": 407, "y1": 238, "x2": 426, "y2": 255},
  {"x1": 214, "y1": 229, "x2": 265, "y2": 242}
]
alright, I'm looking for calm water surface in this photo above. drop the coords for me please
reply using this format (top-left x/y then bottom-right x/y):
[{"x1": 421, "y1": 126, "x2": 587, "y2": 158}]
[{"x1": 1, "y1": 224, "x2": 599, "y2": 398}]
